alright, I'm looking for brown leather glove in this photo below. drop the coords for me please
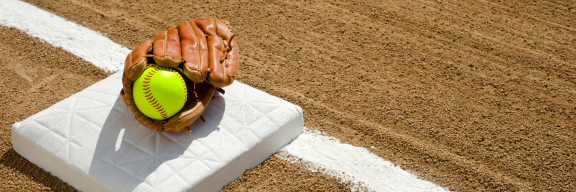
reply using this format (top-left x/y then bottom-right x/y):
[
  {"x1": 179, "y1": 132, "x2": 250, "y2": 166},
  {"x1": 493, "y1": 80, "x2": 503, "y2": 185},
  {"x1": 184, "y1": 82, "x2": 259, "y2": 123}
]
[{"x1": 120, "y1": 18, "x2": 239, "y2": 132}]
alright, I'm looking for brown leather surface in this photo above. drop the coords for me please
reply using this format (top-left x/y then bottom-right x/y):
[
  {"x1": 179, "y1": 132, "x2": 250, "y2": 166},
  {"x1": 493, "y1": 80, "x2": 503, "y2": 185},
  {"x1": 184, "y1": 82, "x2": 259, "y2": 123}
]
[
  {"x1": 123, "y1": 40, "x2": 153, "y2": 81},
  {"x1": 199, "y1": 18, "x2": 239, "y2": 88},
  {"x1": 153, "y1": 28, "x2": 182, "y2": 68},
  {"x1": 121, "y1": 18, "x2": 237, "y2": 132},
  {"x1": 177, "y1": 20, "x2": 208, "y2": 83},
  {"x1": 163, "y1": 81, "x2": 215, "y2": 132},
  {"x1": 165, "y1": 18, "x2": 239, "y2": 87}
]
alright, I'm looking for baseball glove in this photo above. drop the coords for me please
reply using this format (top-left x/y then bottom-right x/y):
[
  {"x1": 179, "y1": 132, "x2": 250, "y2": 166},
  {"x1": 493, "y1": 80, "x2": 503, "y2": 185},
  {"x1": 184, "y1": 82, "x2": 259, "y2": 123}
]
[{"x1": 120, "y1": 18, "x2": 239, "y2": 132}]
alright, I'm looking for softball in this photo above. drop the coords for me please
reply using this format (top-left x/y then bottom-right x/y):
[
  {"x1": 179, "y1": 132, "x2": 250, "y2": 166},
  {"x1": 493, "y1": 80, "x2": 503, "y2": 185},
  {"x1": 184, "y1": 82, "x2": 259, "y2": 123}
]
[{"x1": 133, "y1": 65, "x2": 187, "y2": 120}]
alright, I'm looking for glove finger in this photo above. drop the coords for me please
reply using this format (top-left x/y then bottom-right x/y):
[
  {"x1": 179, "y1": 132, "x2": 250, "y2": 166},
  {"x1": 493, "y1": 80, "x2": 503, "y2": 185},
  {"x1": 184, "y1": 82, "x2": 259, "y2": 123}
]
[
  {"x1": 221, "y1": 20, "x2": 239, "y2": 86},
  {"x1": 196, "y1": 18, "x2": 238, "y2": 87},
  {"x1": 214, "y1": 19, "x2": 239, "y2": 87},
  {"x1": 123, "y1": 39, "x2": 153, "y2": 81},
  {"x1": 178, "y1": 21, "x2": 209, "y2": 83},
  {"x1": 153, "y1": 28, "x2": 182, "y2": 68}
]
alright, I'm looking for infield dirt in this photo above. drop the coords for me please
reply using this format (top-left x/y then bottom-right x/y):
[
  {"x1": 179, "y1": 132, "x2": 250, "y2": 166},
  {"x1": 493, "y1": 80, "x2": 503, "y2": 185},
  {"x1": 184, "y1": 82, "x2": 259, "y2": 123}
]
[{"x1": 1, "y1": 0, "x2": 575, "y2": 191}]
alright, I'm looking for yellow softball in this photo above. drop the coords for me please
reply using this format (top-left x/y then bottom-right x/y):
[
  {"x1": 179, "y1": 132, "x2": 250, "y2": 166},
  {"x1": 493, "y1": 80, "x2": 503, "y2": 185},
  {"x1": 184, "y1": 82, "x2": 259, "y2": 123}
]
[{"x1": 133, "y1": 66, "x2": 187, "y2": 120}]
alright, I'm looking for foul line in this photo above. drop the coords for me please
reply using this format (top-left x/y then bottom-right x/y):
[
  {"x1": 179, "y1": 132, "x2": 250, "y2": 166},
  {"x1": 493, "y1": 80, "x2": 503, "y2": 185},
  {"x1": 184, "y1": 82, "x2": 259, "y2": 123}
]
[
  {"x1": 0, "y1": 0, "x2": 448, "y2": 191},
  {"x1": 279, "y1": 128, "x2": 447, "y2": 191},
  {"x1": 0, "y1": 0, "x2": 130, "y2": 72}
]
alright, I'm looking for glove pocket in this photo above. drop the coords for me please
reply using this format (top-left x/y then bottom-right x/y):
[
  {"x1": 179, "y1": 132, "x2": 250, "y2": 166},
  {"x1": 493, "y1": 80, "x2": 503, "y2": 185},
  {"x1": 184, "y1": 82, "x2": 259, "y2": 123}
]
[{"x1": 163, "y1": 78, "x2": 216, "y2": 132}]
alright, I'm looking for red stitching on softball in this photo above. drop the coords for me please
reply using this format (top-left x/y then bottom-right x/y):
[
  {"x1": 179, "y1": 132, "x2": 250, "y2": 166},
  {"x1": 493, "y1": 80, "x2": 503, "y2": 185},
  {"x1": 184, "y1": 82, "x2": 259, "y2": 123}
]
[
  {"x1": 176, "y1": 72, "x2": 187, "y2": 101},
  {"x1": 142, "y1": 67, "x2": 169, "y2": 120}
]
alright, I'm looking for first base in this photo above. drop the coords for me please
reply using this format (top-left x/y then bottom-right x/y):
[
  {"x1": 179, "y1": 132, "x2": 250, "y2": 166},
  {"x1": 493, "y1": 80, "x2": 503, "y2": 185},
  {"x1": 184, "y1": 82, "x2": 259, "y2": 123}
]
[{"x1": 11, "y1": 72, "x2": 303, "y2": 192}]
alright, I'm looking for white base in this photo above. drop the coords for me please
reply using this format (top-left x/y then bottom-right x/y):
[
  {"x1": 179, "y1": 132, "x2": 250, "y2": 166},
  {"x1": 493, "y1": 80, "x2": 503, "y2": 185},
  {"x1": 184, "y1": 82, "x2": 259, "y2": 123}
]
[{"x1": 12, "y1": 72, "x2": 303, "y2": 192}]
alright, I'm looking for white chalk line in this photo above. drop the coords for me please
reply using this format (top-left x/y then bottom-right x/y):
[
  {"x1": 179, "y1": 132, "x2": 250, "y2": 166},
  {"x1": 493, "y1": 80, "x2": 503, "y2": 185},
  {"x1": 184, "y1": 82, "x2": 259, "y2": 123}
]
[
  {"x1": 279, "y1": 128, "x2": 447, "y2": 191},
  {"x1": 0, "y1": 0, "x2": 130, "y2": 72},
  {"x1": 0, "y1": 0, "x2": 448, "y2": 191}
]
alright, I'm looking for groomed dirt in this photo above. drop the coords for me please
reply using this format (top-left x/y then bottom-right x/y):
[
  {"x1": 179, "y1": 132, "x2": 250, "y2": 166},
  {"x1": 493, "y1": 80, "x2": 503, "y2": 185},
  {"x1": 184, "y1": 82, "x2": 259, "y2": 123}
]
[
  {"x1": 1, "y1": 0, "x2": 575, "y2": 191},
  {"x1": 0, "y1": 25, "x2": 110, "y2": 191},
  {"x1": 221, "y1": 155, "x2": 356, "y2": 192}
]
